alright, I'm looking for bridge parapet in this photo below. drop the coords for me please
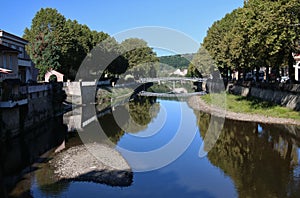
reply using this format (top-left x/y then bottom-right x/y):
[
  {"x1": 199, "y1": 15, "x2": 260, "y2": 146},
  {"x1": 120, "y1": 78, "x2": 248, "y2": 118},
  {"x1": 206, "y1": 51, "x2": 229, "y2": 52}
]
[
  {"x1": 139, "y1": 77, "x2": 207, "y2": 83},
  {"x1": 138, "y1": 91, "x2": 206, "y2": 97}
]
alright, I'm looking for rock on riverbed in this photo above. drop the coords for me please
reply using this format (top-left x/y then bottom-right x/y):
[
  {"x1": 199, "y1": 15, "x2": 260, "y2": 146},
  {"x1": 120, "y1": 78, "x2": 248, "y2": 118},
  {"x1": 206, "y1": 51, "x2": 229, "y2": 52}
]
[{"x1": 49, "y1": 143, "x2": 133, "y2": 187}]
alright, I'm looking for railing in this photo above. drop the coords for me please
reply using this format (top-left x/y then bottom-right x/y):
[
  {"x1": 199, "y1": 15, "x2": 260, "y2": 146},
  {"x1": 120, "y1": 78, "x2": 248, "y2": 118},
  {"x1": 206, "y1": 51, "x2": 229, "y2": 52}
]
[
  {"x1": 0, "y1": 83, "x2": 53, "y2": 108},
  {"x1": 19, "y1": 84, "x2": 52, "y2": 94},
  {"x1": 139, "y1": 77, "x2": 207, "y2": 83}
]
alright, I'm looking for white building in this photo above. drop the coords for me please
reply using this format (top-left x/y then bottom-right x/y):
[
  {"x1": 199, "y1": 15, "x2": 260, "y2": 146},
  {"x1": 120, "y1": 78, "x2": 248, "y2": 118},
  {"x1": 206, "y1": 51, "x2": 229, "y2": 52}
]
[
  {"x1": 172, "y1": 69, "x2": 188, "y2": 76},
  {"x1": 0, "y1": 30, "x2": 37, "y2": 83}
]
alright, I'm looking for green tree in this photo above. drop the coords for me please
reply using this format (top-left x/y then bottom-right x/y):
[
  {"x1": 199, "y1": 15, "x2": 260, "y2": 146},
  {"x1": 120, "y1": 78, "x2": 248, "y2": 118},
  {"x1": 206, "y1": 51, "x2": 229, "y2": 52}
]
[
  {"x1": 59, "y1": 20, "x2": 109, "y2": 80},
  {"x1": 187, "y1": 46, "x2": 217, "y2": 77},
  {"x1": 203, "y1": 9, "x2": 240, "y2": 71},
  {"x1": 121, "y1": 38, "x2": 158, "y2": 68},
  {"x1": 159, "y1": 54, "x2": 192, "y2": 69},
  {"x1": 79, "y1": 36, "x2": 129, "y2": 80},
  {"x1": 24, "y1": 8, "x2": 112, "y2": 80},
  {"x1": 203, "y1": 0, "x2": 300, "y2": 81},
  {"x1": 120, "y1": 38, "x2": 159, "y2": 79},
  {"x1": 24, "y1": 8, "x2": 66, "y2": 80},
  {"x1": 244, "y1": 0, "x2": 300, "y2": 80}
]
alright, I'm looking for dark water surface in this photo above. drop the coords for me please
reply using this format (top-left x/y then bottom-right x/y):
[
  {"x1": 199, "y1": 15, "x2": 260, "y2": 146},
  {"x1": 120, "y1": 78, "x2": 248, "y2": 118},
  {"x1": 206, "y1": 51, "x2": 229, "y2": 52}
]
[{"x1": 2, "y1": 98, "x2": 300, "y2": 198}]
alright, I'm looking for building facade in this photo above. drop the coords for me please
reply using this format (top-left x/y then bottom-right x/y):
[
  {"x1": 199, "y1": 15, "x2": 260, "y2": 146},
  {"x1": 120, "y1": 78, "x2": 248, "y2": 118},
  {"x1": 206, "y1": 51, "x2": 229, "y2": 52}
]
[
  {"x1": 0, "y1": 30, "x2": 38, "y2": 83},
  {"x1": 0, "y1": 44, "x2": 19, "y2": 81}
]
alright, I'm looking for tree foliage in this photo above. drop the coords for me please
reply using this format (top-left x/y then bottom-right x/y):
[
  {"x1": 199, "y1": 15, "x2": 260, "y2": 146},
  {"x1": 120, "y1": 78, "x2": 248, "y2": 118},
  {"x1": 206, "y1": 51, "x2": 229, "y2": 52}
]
[
  {"x1": 187, "y1": 46, "x2": 217, "y2": 77},
  {"x1": 24, "y1": 8, "x2": 66, "y2": 80},
  {"x1": 202, "y1": 0, "x2": 300, "y2": 80},
  {"x1": 59, "y1": 20, "x2": 109, "y2": 79},
  {"x1": 24, "y1": 8, "x2": 109, "y2": 80},
  {"x1": 159, "y1": 54, "x2": 194, "y2": 69},
  {"x1": 120, "y1": 38, "x2": 159, "y2": 78},
  {"x1": 25, "y1": 9, "x2": 159, "y2": 81},
  {"x1": 121, "y1": 38, "x2": 158, "y2": 69}
]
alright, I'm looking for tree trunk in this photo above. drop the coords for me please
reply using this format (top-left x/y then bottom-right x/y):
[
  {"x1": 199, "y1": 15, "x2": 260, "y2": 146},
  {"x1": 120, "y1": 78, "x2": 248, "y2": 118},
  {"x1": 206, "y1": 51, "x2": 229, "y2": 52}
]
[
  {"x1": 255, "y1": 66, "x2": 260, "y2": 82},
  {"x1": 266, "y1": 66, "x2": 269, "y2": 82}
]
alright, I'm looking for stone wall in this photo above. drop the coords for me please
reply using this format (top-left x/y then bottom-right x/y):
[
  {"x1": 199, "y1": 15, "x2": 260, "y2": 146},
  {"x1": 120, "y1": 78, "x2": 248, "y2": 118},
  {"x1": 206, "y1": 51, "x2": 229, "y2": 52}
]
[
  {"x1": 0, "y1": 83, "x2": 65, "y2": 141},
  {"x1": 228, "y1": 83, "x2": 300, "y2": 111},
  {"x1": 63, "y1": 81, "x2": 83, "y2": 104}
]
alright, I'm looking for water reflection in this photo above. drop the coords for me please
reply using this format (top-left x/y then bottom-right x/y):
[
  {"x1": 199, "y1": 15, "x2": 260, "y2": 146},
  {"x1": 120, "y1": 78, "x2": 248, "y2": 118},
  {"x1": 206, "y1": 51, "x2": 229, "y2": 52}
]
[
  {"x1": 195, "y1": 111, "x2": 300, "y2": 197},
  {"x1": 0, "y1": 117, "x2": 67, "y2": 198},
  {"x1": 3, "y1": 98, "x2": 300, "y2": 198},
  {"x1": 98, "y1": 96, "x2": 159, "y2": 143}
]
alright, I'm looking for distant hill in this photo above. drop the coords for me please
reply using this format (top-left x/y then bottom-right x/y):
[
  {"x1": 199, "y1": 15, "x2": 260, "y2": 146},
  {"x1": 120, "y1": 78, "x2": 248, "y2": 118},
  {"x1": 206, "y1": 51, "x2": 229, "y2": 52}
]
[{"x1": 159, "y1": 53, "x2": 195, "y2": 69}]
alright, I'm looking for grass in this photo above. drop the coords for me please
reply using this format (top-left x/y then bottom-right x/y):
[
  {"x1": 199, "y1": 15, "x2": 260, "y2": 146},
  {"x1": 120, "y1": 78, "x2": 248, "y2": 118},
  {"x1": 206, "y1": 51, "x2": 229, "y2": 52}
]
[{"x1": 201, "y1": 93, "x2": 300, "y2": 120}]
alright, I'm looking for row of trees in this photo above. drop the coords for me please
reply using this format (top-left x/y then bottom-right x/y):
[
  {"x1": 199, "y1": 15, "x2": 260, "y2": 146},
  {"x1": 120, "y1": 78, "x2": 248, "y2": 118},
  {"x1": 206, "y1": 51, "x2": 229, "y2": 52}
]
[
  {"x1": 24, "y1": 8, "x2": 158, "y2": 80},
  {"x1": 190, "y1": 0, "x2": 300, "y2": 81}
]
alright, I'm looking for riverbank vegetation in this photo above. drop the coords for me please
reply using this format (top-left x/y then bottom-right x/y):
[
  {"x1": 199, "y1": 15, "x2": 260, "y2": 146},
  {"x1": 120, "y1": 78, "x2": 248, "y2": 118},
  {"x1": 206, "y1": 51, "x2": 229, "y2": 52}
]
[{"x1": 202, "y1": 93, "x2": 300, "y2": 120}]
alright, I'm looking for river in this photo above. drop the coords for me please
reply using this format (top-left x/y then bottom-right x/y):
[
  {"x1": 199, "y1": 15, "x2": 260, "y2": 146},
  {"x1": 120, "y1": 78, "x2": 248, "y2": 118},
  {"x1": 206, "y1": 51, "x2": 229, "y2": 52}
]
[{"x1": 1, "y1": 97, "x2": 300, "y2": 198}]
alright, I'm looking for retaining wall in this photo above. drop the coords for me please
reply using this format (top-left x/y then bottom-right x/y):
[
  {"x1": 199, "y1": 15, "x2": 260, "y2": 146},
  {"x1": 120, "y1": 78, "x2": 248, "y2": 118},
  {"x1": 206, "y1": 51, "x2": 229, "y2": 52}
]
[{"x1": 228, "y1": 83, "x2": 300, "y2": 111}]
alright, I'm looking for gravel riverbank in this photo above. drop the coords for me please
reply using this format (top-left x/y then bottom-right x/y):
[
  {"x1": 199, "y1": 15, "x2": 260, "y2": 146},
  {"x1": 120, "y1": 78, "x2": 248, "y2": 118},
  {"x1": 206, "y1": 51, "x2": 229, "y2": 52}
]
[
  {"x1": 188, "y1": 96, "x2": 300, "y2": 126},
  {"x1": 49, "y1": 143, "x2": 133, "y2": 187}
]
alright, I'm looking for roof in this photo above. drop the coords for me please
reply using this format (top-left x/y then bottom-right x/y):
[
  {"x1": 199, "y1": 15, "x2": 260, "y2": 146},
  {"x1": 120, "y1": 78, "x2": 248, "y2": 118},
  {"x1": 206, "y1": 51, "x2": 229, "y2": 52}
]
[
  {"x1": 45, "y1": 69, "x2": 64, "y2": 76},
  {"x1": 0, "y1": 44, "x2": 20, "y2": 53},
  {"x1": 0, "y1": 30, "x2": 28, "y2": 43}
]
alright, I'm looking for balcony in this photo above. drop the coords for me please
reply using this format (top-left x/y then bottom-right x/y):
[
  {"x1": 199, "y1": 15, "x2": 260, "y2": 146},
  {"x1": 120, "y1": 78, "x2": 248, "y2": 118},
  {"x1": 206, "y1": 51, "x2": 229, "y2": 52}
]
[
  {"x1": 18, "y1": 59, "x2": 32, "y2": 67},
  {"x1": 0, "y1": 91, "x2": 28, "y2": 108},
  {"x1": 0, "y1": 99, "x2": 28, "y2": 108},
  {"x1": 19, "y1": 84, "x2": 52, "y2": 94},
  {"x1": 0, "y1": 73, "x2": 18, "y2": 81}
]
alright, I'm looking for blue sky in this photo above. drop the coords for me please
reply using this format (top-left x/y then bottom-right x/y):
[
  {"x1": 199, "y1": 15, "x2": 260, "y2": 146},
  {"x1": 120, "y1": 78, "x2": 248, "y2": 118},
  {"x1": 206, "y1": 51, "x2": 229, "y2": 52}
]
[{"x1": 1, "y1": 0, "x2": 243, "y2": 55}]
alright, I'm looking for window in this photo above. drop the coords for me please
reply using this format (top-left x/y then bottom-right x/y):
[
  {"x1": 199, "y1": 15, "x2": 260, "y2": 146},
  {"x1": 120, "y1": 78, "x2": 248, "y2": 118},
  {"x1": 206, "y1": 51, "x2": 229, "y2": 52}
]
[
  {"x1": 2, "y1": 42, "x2": 8, "y2": 47},
  {"x1": 3, "y1": 55, "x2": 6, "y2": 68},
  {"x1": 18, "y1": 46, "x2": 24, "y2": 59},
  {"x1": 9, "y1": 55, "x2": 12, "y2": 69}
]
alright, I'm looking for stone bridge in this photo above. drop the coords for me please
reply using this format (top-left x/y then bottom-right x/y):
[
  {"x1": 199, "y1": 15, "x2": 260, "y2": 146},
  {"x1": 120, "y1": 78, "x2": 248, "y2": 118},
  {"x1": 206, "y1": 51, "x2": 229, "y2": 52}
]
[{"x1": 63, "y1": 77, "x2": 207, "y2": 131}]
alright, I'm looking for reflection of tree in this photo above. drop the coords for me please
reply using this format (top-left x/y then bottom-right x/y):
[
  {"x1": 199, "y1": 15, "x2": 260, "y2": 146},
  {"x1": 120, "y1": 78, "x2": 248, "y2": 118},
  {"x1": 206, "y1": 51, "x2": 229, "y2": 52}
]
[
  {"x1": 98, "y1": 109, "x2": 125, "y2": 144},
  {"x1": 35, "y1": 162, "x2": 70, "y2": 197},
  {"x1": 122, "y1": 96, "x2": 159, "y2": 133},
  {"x1": 98, "y1": 97, "x2": 160, "y2": 142},
  {"x1": 195, "y1": 111, "x2": 300, "y2": 197},
  {"x1": 128, "y1": 97, "x2": 159, "y2": 126}
]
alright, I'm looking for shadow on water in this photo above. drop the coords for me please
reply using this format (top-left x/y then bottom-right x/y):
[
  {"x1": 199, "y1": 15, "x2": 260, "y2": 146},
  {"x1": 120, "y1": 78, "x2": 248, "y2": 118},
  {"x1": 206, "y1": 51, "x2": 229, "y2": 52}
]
[
  {"x1": 195, "y1": 110, "x2": 300, "y2": 198},
  {"x1": 0, "y1": 116, "x2": 67, "y2": 198}
]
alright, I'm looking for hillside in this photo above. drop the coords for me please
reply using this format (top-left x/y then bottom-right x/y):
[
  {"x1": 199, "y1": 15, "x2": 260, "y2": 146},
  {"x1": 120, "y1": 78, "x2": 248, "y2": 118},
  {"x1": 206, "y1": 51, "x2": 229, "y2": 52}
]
[{"x1": 159, "y1": 53, "x2": 195, "y2": 69}]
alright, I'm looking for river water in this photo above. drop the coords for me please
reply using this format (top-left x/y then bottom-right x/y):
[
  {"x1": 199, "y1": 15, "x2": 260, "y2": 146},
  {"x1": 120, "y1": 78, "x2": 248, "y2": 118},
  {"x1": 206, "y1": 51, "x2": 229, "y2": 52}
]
[{"x1": 2, "y1": 97, "x2": 300, "y2": 198}]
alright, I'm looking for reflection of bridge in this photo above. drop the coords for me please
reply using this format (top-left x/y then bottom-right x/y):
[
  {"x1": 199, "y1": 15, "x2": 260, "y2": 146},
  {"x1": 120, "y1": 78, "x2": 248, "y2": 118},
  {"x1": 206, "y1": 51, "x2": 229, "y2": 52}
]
[
  {"x1": 64, "y1": 95, "x2": 132, "y2": 132},
  {"x1": 139, "y1": 77, "x2": 207, "y2": 83}
]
